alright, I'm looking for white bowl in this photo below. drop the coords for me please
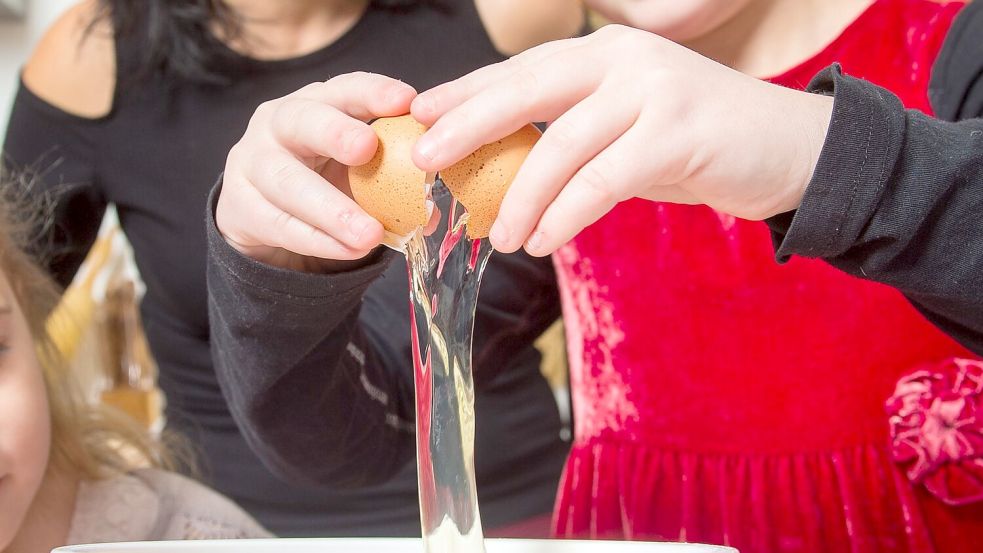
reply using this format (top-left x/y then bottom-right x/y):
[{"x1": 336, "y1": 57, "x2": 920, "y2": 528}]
[{"x1": 55, "y1": 538, "x2": 737, "y2": 553}]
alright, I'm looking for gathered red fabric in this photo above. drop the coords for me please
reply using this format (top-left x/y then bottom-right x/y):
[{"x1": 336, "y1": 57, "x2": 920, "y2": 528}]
[{"x1": 552, "y1": 1, "x2": 983, "y2": 551}]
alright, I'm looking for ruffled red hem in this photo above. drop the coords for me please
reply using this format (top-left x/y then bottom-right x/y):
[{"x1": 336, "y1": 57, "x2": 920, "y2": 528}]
[{"x1": 553, "y1": 439, "x2": 983, "y2": 552}]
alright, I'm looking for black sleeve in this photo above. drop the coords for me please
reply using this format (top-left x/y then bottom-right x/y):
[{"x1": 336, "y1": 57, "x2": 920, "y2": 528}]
[
  {"x1": 767, "y1": 65, "x2": 983, "y2": 355},
  {"x1": 206, "y1": 183, "x2": 560, "y2": 488},
  {"x1": 2, "y1": 81, "x2": 107, "y2": 286},
  {"x1": 928, "y1": 0, "x2": 983, "y2": 123}
]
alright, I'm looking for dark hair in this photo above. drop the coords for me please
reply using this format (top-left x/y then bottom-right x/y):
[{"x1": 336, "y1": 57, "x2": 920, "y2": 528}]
[{"x1": 94, "y1": 0, "x2": 435, "y2": 85}]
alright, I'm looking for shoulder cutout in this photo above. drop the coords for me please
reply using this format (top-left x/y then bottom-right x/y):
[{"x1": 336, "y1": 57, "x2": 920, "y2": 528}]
[
  {"x1": 22, "y1": 0, "x2": 116, "y2": 119},
  {"x1": 474, "y1": 0, "x2": 585, "y2": 56}
]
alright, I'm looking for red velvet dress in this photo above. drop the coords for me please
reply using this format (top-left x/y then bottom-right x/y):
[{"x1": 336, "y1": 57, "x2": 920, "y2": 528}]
[{"x1": 552, "y1": 1, "x2": 983, "y2": 551}]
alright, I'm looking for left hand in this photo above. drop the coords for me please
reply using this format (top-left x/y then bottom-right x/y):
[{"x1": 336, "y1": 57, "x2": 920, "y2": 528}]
[{"x1": 409, "y1": 25, "x2": 833, "y2": 256}]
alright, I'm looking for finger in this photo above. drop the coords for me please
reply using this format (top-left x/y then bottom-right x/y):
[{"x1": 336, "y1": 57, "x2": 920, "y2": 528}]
[
  {"x1": 490, "y1": 88, "x2": 638, "y2": 252},
  {"x1": 292, "y1": 72, "x2": 417, "y2": 121},
  {"x1": 523, "y1": 124, "x2": 657, "y2": 256},
  {"x1": 413, "y1": 45, "x2": 601, "y2": 171},
  {"x1": 246, "y1": 152, "x2": 384, "y2": 250},
  {"x1": 256, "y1": 204, "x2": 374, "y2": 261},
  {"x1": 222, "y1": 178, "x2": 375, "y2": 260},
  {"x1": 412, "y1": 37, "x2": 581, "y2": 125},
  {"x1": 271, "y1": 98, "x2": 380, "y2": 166}
]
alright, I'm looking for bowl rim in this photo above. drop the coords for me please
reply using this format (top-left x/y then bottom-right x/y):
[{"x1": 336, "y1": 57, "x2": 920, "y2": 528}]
[{"x1": 54, "y1": 537, "x2": 738, "y2": 552}]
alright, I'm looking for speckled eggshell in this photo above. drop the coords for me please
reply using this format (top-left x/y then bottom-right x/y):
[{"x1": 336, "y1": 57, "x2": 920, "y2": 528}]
[
  {"x1": 348, "y1": 115, "x2": 430, "y2": 237},
  {"x1": 441, "y1": 124, "x2": 541, "y2": 239}
]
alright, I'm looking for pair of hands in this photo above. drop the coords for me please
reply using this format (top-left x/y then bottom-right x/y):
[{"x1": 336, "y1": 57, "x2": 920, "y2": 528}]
[{"x1": 217, "y1": 25, "x2": 834, "y2": 271}]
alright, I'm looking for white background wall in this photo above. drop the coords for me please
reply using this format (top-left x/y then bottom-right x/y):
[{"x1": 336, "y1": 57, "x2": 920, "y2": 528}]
[{"x1": 0, "y1": 0, "x2": 75, "y2": 137}]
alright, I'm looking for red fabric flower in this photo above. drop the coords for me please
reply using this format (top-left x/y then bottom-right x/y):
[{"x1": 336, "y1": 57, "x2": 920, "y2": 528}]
[{"x1": 887, "y1": 359, "x2": 983, "y2": 505}]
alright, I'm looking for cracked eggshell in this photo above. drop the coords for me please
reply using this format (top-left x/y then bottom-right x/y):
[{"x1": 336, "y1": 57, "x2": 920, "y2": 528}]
[
  {"x1": 348, "y1": 115, "x2": 431, "y2": 237},
  {"x1": 440, "y1": 124, "x2": 541, "y2": 239}
]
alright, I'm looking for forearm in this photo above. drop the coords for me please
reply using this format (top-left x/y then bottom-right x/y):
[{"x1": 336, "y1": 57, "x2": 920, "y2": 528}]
[
  {"x1": 206, "y1": 184, "x2": 415, "y2": 488},
  {"x1": 769, "y1": 66, "x2": 983, "y2": 354}
]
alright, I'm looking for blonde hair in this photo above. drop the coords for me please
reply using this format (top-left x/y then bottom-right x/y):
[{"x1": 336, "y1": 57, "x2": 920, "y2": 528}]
[{"x1": 0, "y1": 170, "x2": 174, "y2": 479}]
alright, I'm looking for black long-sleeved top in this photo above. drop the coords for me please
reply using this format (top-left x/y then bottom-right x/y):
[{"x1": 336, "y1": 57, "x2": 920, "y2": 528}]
[
  {"x1": 768, "y1": 1, "x2": 983, "y2": 354},
  {"x1": 207, "y1": 185, "x2": 565, "y2": 491},
  {"x1": 4, "y1": 1, "x2": 568, "y2": 536}
]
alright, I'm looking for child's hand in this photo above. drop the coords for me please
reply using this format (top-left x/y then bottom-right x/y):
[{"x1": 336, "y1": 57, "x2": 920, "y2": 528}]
[
  {"x1": 411, "y1": 25, "x2": 834, "y2": 256},
  {"x1": 216, "y1": 73, "x2": 416, "y2": 271}
]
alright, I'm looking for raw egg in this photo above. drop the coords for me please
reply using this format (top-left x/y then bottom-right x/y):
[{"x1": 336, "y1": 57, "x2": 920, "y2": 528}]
[
  {"x1": 440, "y1": 124, "x2": 541, "y2": 239},
  {"x1": 348, "y1": 115, "x2": 432, "y2": 240},
  {"x1": 348, "y1": 116, "x2": 540, "y2": 243}
]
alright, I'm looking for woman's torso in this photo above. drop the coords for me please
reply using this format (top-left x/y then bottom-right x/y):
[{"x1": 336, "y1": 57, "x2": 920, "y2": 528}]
[
  {"x1": 10, "y1": 1, "x2": 567, "y2": 536},
  {"x1": 554, "y1": 1, "x2": 983, "y2": 550}
]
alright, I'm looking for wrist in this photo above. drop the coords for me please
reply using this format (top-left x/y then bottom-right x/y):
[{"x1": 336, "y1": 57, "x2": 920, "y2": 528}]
[
  {"x1": 224, "y1": 237, "x2": 380, "y2": 274},
  {"x1": 773, "y1": 89, "x2": 834, "y2": 218}
]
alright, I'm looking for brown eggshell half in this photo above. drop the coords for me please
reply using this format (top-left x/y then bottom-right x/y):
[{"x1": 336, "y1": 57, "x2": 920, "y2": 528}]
[
  {"x1": 348, "y1": 115, "x2": 431, "y2": 237},
  {"x1": 440, "y1": 124, "x2": 541, "y2": 239}
]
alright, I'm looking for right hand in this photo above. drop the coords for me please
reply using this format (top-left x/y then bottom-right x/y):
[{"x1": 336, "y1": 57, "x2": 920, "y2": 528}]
[
  {"x1": 217, "y1": 72, "x2": 416, "y2": 272},
  {"x1": 410, "y1": 25, "x2": 833, "y2": 257}
]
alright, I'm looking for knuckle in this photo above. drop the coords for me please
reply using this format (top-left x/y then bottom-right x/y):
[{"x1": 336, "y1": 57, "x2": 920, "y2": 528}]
[
  {"x1": 216, "y1": 211, "x2": 253, "y2": 249},
  {"x1": 214, "y1": 195, "x2": 235, "y2": 231},
  {"x1": 224, "y1": 145, "x2": 242, "y2": 170},
  {"x1": 544, "y1": 120, "x2": 577, "y2": 152},
  {"x1": 322, "y1": 117, "x2": 355, "y2": 152},
  {"x1": 270, "y1": 210, "x2": 296, "y2": 245},
  {"x1": 254, "y1": 100, "x2": 278, "y2": 121},
  {"x1": 601, "y1": 25, "x2": 649, "y2": 53},
  {"x1": 499, "y1": 56, "x2": 521, "y2": 73},
  {"x1": 268, "y1": 160, "x2": 302, "y2": 194},
  {"x1": 219, "y1": 168, "x2": 239, "y2": 195},
  {"x1": 331, "y1": 71, "x2": 369, "y2": 87},
  {"x1": 272, "y1": 99, "x2": 303, "y2": 131},
  {"x1": 576, "y1": 161, "x2": 616, "y2": 203},
  {"x1": 325, "y1": 73, "x2": 347, "y2": 86},
  {"x1": 296, "y1": 82, "x2": 322, "y2": 96},
  {"x1": 513, "y1": 67, "x2": 542, "y2": 104},
  {"x1": 595, "y1": 23, "x2": 624, "y2": 39},
  {"x1": 596, "y1": 23, "x2": 635, "y2": 46}
]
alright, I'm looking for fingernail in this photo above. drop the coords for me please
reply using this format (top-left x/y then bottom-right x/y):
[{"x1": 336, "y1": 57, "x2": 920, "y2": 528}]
[
  {"x1": 490, "y1": 221, "x2": 510, "y2": 247},
  {"x1": 416, "y1": 135, "x2": 438, "y2": 163},
  {"x1": 349, "y1": 215, "x2": 373, "y2": 242},
  {"x1": 526, "y1": 230, "x2": 545, "y2": 253}
]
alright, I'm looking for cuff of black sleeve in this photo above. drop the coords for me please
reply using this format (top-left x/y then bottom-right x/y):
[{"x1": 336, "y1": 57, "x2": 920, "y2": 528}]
[
  {"x1": 205, "y1": 178, "x2": 395, "y2": 299},
  {"x1": 768, "y1": 64, "x2": 906, "y2": 263}
]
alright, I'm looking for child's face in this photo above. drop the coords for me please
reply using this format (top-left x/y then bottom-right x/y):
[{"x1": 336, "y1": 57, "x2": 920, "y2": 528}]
[
  {"x1": 0, "y1": 272, "x2": 51, "y2": 550},
  {"x1": 587, "y1": 0, "x2": 756, "y2": 41}
]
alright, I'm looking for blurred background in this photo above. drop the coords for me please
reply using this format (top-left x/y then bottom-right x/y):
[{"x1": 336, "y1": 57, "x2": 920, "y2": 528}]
[{"x1": 1, "y1": 0, "x2": 75, "y2": 134}]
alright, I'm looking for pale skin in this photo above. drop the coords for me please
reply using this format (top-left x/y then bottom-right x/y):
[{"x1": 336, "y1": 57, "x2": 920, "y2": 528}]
[
  {"x1": 589, "y1": 0, "x2": 874, "y2": 77},
  {"x1": 22, "y1": 0, "x2": 584, "y2": 118},
  {"x1": 0, "y1": 275, "x2": 78, "y2": 553},
  {"x1": 216, "y1": 0, "x2": 868, "y2": 267}
]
